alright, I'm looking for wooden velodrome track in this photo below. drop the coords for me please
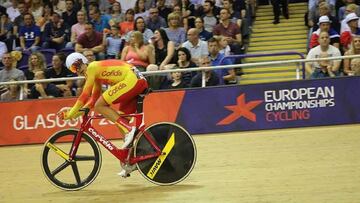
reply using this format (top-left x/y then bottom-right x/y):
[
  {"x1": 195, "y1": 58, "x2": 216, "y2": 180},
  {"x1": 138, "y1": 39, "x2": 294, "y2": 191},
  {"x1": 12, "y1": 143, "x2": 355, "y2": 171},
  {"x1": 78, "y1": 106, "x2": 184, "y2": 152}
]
[{"x1": 1, "y1": 124, "x2": 360, "y2": 203}]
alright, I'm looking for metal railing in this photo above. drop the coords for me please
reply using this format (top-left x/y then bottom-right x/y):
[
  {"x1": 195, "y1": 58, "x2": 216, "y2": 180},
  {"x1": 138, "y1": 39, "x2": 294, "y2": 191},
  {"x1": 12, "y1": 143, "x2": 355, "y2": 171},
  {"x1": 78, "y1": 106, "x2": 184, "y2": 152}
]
[
  {"x1": 0, "y1": 54, "x2": 359, "y2": 99},
  {"x1": 220, "y1": 52, "x2": 306, "y2": 80}
]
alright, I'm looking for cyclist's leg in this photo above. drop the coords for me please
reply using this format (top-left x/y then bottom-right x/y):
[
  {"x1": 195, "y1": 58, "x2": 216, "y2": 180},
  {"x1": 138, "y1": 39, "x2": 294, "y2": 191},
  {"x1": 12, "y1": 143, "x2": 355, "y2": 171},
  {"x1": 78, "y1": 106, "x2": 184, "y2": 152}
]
[{"x1": 94, "y1": 75, "x2": 147, "y2": 141}]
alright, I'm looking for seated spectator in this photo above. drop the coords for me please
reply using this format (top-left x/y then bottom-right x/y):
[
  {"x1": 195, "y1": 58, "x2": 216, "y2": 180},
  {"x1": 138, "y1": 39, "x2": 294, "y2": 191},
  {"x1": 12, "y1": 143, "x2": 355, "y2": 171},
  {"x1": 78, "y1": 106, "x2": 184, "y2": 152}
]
[
  {"x1": 121, "y1": 31, "x2": 155, "y2": 72},
  {"x1": 151, "y1": 28, "x2": 176, "y2": 70},
  {"x1": 338, "y1": 0, "x2": 359, "y2": 22},
  {"x1": 1, "y1": 78, "x2": 26, "y2": 101},
  {"x1": 108, "y1": 1, "x2": 125, "y2": 27},
  {"x1": 146, "y1": 28, "x2": 176, "y2": 90},
  {"x1": 45, "y1": 53, "x2": 75, "y2": 97},
  {"x1": 194, "y1": 17, "x2": 213, "y2": 41},
  {"x1": 176, "y1": 47, "x2": 197, "y2": 85},
  {"x1": 0, "y1": 41, "x2": 7, "y2": 60},
  {"x1": 42, "y1": 12, "x2": 67, "y2": 51},
  {"x1": 36, "y1": 3, "x2": 54, "y2": 32},
  {"x1": 134, "y1": 0, "x2": 149, "y2": 19},
  {"x1": 89, "y1": 7, "x2": 110, "y2": 33},
  {"x1": 208, "y1": 38, "x2": 236, "y2": 85},
  {"x1": 30, "y1": 0, "x2": 44, "y2": 21},
  {"x1": 29, "y1": 70, "x2": 62, "y2": 99},
  {"x1": 23, "y1": 52, "x2": 47, "y2": 94},
  {"x1": 179, "y1": 0, "x2": 196, "y2": 29},
  {"x1": 52, "y1": 0, "x2": 67, "y2": 14},
  {"x1": 349, "y1": 58, "x2": 360, "y2": 76},
  {"x1": 213, "y1": 8, "x2": 243, "y2": 58},
  {"x1": 62, "y1": 0, "x2": 79, "y2": 30},
  {"x1": 83, "y1": 49, "x2": 96, "y2": 63},
  {"x1": 182, "y1": 28, "x2": 209, "y2": 65},
  {"x1": 340, "y1": 13, "x2": 360, "y2": 52},
  {"x1": 119, "y1": 9, "x2": 135, "y2": 36},
  {"x1": 227, "y1": 0, "x2": 249, "y2": 38},
  {"x1": 66, "y1": 10, "x2": 86, "y2": 48},
  {"x1": 306, "y1": 31, "x2": 341, "y2": 79},
  {"x1": 162, "y1": 68, "x2": 189, "y2": 89},
  {"x1": 0, "y1": 52, "x2": 26, "y2": 83},
  {"x1": 199, "y1": 0, "x2": 219, "y2": 33},
  {"x1": 6, "y1": 0, "x2": 21, "y2": 22},
  {"x1": 309, "y1": 16, "x2": 340, "y2": 49},
  {"x1": 223, "y1": 0, "x2": 242, "y2": 28},
  {"x1": 308, "y1": 2, "x2": 339, "y2": 32},
  {"x1": 190, "y1": 56, "x2": 219, "y2": 87},
  {"x1": 103, "y1": 25, "x2": 123, "y2": 59},
  {"x1": 145, "y1": 7, "x2": 167, "y2": 32},
  {"x1": 75, "y1": 22, "x2": 105, "y2": 60},
  {"x1": 156, "y1": 0, "x2": 172, "y2": 22},
  {"x1": 340, "y1": 4, "x2": 359, "y2": 34},
  {"x1": 13, "y1": 2, "x2": 28, "y2": 38},
  {"x1": 172, "y1": 4, "x2": 189, "y2": 30},
  {"x1": 125, "y1": 17, "x2": 154, "y2": 44},
  {"x1": 0, "y1": 13, "x2": 14, "y2": 52},
  {"x1": 17, "y1": 13, "x2": 41, "y2": 52},
  {"x1": 117, "y1": 0, "x2": 136, "y2": 14},
  {"x1": 344, "y1": 35, "x2": 360, "y2": 75},
  {"x1": 216, "y1": 35, "x2": 232, "y2": 56},
  {"x1": 164, "y1": 12, "x2": 186, "y2": 48}
]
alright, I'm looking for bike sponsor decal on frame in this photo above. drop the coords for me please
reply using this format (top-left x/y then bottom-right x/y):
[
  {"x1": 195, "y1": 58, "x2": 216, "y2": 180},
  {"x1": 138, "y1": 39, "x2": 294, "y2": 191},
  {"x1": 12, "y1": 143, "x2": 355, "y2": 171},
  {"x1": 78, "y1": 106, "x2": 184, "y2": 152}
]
[{"x1": 88, "y1": 127, "x2": 114, "y2": 151}]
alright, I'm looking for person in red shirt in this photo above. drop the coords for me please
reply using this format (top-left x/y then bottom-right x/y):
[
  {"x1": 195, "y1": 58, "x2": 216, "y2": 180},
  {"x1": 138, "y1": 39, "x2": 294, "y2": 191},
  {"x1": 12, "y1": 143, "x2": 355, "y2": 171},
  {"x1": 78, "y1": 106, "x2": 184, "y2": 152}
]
[
  {"x1": 309, "y1": 15, "x2": 340, "y2": 49},
  {"x1": 75, "y1": 22, "x2": 105, "y2": 60},
  {"x1": 340, "y1": 13, "x2": 360, "y2": 52}
]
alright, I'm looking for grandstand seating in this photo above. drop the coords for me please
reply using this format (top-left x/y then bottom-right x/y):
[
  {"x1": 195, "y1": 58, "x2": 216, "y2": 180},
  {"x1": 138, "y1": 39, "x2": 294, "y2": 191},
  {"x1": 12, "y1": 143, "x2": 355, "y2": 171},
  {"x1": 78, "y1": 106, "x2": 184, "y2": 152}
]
[
  {"x1": 243, "y1": 2, "x2": 308, "y2": 85},
  {"x1": 39, "y1": 49, "x2": 56, "y2": 67},
  {"x1": 59, "y1": 47, "x2": 75, "y2": 57},
  {"x1": 17, "y1": 51, "x2": 31, "y2": 68}
]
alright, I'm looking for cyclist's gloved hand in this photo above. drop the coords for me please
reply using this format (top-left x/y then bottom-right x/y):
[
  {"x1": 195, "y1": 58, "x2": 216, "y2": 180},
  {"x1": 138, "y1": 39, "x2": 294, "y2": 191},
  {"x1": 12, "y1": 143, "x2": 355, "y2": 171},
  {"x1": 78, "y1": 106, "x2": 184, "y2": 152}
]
[{"x1": 57, "y1": 107, "x2": 71, "y2": 120}]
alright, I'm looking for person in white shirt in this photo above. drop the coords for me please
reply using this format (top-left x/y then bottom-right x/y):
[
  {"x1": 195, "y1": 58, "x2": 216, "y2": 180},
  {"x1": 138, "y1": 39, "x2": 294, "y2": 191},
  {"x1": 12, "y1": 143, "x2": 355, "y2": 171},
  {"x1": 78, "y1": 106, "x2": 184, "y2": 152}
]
[
  {"x1": 0, "y1": 41, "x2": 7, "y2": 60},
  {"x1": 117, "y1": 0, "x2": 136, "y2": 13},
  {"x1": 6, "y1": 0, "x2": 20, "y2": 21},
  {"x1": 306, "y1": 31, "x2": 341, "y2": 79},
  {"x1": 182, "y1": 28, "x2": 209, "y2": 65}
]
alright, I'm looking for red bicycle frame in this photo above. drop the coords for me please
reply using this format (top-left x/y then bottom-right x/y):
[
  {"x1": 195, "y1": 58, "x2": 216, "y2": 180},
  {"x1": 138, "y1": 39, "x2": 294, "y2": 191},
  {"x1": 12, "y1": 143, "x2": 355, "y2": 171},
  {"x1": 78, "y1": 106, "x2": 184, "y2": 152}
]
[{"x1": 68, "y1": 110, "x2": 162, "y2": 165}]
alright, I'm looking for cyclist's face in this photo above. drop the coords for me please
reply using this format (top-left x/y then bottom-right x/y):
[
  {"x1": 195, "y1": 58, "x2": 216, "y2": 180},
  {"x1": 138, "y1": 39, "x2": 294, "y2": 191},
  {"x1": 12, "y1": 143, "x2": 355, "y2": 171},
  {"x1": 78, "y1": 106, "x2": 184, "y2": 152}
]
[{"x1": 76, "y1": 63, "x2": 87, "y2": 76}]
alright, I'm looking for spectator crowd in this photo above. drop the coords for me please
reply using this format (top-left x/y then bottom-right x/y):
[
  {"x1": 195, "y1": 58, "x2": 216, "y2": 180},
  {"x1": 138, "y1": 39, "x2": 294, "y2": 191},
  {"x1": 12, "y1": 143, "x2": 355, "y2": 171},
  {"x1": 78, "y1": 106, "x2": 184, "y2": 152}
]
[
  {"x1": 4, "y1": 0, "x2": 360, "y2": 102},
  {"x1": 306, "y1": 0, "x2": 360, "y2": 78},
  {"x1": 0, "y1": 0, "x2": 254, "y2": 101}
]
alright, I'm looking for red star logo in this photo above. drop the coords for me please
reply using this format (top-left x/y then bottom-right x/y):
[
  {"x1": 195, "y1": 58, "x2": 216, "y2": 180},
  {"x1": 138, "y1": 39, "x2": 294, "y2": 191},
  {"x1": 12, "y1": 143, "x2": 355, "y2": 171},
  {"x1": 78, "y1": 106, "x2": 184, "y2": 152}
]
[{"x1": 217, "y1": 93, "x2": 263, "y2": 125}]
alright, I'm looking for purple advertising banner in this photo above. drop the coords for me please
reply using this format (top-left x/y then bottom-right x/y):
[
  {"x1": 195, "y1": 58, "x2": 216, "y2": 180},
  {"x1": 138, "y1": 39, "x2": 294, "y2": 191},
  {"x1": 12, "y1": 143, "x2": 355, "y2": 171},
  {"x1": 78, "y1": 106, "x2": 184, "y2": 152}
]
[{"x1": 176, "y1": 77, "x2": 360, "y2": 134}]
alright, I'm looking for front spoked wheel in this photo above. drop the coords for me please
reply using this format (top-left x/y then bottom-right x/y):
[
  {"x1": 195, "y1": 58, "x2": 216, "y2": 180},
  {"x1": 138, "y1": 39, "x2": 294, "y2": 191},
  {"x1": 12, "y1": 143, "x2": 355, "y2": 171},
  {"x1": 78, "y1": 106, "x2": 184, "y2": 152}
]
[
  {"x1": 134, "y1": 122, "x2": 197, "y2": 185},
  {"x1": 41, "y1": 129, "x2": 102, "y2": 191}
]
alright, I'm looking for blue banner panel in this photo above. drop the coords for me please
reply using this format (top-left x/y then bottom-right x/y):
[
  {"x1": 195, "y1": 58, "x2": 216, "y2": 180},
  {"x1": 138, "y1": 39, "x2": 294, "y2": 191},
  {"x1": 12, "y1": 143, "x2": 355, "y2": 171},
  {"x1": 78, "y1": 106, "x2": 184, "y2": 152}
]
[{"x1": 176, "y1": 77, "x2": 360, "y2": 134}]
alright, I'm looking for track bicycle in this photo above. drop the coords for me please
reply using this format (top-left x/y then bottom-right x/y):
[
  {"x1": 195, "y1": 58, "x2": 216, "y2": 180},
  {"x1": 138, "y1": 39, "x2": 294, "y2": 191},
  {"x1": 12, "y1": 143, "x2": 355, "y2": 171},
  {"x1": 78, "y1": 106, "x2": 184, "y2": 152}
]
[{"x1": 41, "y1": 89, "x2": 197, "y2": 191}]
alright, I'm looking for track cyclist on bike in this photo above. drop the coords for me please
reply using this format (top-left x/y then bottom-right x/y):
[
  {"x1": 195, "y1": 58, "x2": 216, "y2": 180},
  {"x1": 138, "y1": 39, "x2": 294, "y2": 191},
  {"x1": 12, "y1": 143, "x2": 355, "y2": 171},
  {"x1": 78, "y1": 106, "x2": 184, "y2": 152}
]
[{"x1": 57, "y1": 52, "x2": 148, "y2": 177}]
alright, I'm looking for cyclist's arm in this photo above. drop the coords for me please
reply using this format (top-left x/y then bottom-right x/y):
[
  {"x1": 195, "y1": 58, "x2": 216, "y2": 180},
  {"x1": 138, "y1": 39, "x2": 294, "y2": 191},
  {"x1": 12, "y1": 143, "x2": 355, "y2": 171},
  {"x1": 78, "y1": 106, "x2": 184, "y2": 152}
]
[
  {"x1": 83, "y1": 82, "x2": 102, "y2": 109},
  {"x1": 65, "y1": 74, "x2": 95, "y2": 119}
]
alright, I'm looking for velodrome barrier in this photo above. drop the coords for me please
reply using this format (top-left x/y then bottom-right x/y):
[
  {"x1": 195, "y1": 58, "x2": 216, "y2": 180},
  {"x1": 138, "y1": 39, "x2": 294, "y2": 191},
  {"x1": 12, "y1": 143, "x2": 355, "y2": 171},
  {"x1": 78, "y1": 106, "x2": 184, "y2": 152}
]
[
  {"x1": 1, "y1": 55, "x2": 360, "y2": 146},
  {"x1": 1, "y1": 76, "x2": 360, "y2": 146}
]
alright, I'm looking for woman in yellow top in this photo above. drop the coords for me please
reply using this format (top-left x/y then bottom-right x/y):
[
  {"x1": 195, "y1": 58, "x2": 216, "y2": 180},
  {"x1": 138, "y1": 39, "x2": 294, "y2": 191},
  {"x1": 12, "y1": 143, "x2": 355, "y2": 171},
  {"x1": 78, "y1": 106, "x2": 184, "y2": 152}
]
[{"x1": 58, "y1": 53, "x2": 148, "y2": 150}]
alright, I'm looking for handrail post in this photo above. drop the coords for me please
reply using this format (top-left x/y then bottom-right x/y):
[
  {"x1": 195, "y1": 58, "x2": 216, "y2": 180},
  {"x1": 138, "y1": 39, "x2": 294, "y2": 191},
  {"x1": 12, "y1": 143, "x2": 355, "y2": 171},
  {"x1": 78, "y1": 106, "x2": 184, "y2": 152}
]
[{"x1": 201, "y1": 71, "x2": 206, "y2": 87}]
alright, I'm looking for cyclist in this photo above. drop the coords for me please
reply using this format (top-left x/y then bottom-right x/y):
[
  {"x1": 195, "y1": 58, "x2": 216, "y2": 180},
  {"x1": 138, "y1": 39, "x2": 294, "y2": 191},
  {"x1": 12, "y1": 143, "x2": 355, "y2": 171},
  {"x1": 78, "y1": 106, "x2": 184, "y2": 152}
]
[{"x1": 57, "y1": 52, "x2": 148, "y2": 177}]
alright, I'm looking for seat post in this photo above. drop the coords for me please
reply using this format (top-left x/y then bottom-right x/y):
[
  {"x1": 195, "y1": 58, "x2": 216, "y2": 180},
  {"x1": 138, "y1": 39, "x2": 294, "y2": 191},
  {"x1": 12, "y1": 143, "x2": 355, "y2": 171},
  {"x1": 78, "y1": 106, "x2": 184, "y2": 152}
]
[
  {"x1": 136, "y1": 88, "x2": 152, "y2": 113},
  {"x1": 136, "y1": 95, "x2": 145, "y2": 113}
]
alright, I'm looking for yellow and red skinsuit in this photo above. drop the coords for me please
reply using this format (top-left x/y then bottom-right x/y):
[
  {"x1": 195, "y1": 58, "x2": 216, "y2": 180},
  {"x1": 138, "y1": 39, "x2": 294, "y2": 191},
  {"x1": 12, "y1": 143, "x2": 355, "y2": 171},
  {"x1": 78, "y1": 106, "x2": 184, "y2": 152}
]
[{"x1": 64, "y1": 60, "x2": 147, "y2": 120}]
